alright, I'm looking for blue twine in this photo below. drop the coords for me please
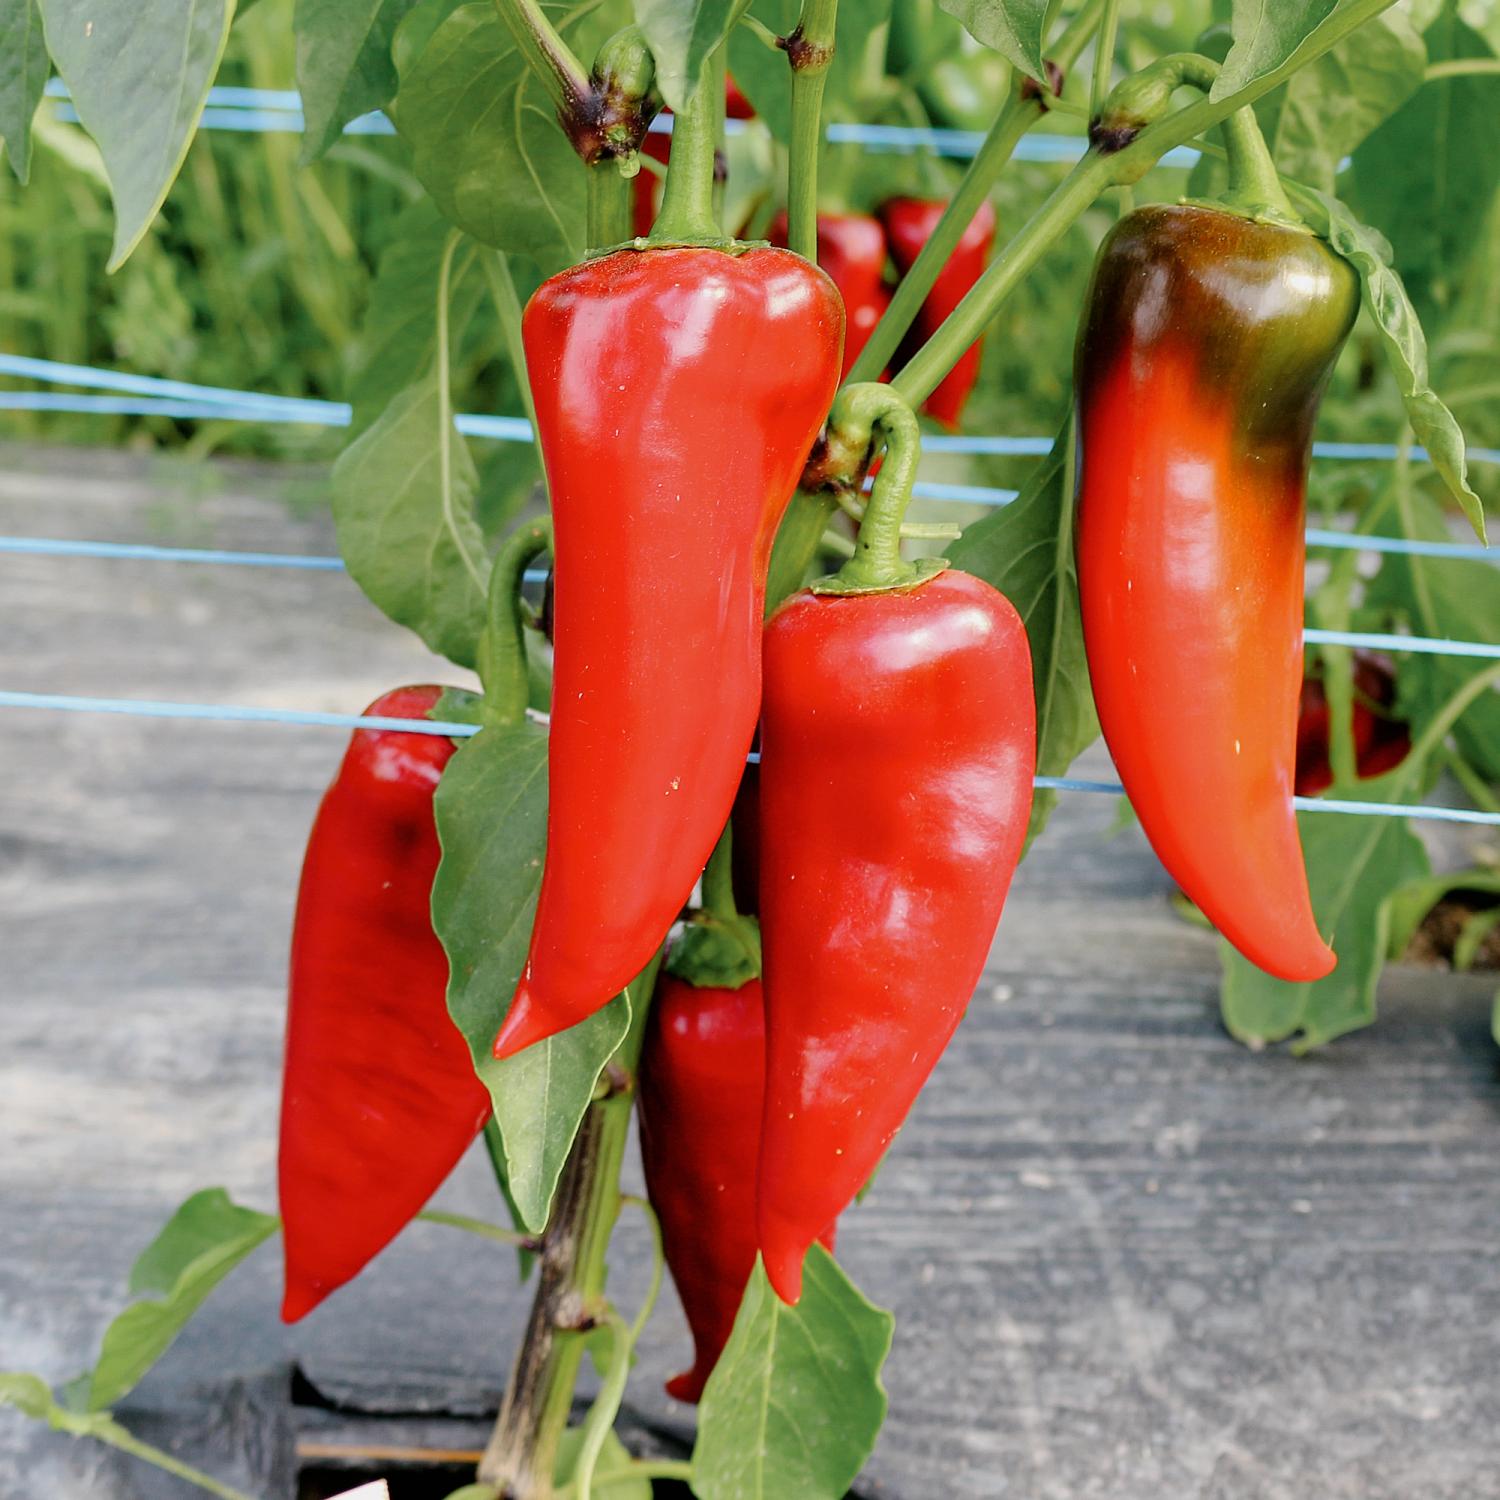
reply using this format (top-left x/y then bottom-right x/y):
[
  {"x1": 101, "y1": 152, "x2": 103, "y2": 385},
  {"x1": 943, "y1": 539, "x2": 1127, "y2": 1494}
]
[{"x1": 1, "y1": 688, "x2": 1493, "y2": 825}]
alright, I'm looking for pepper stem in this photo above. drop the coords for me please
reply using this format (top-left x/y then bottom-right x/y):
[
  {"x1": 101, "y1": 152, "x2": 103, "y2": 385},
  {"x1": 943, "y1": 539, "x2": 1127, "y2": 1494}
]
[
  {"x1": 783, "y1": 0, "x2": 838, "y2": 262},
  {"x1": 648, "y1": 46, "x2": 724, "y2": 242},
  {"x1": 478, "y1": 519, "x2": 553, "y2": 728},
  {"x1": 1092, "y1": 53, "x2": 1300, "y2": 226},
  {"x1": 812, "y1": 385, "x2": 943, "y2": 596},
  {"x1": 667, "y1": 820, "x2": 763, "y2": 989}
]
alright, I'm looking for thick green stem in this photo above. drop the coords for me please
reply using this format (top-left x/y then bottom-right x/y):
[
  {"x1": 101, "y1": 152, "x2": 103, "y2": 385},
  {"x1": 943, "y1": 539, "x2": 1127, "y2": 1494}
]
[
  {"x1": 479, "y1": 520, "x2": 552, "y2": 726},
  {"x1": 766, "y1": 490, "x2": 839, "y2": 611},
  {"x1": 892, "y1": 0, "x2": 1399, "y2": 410},
  {"x1": 849, "y1": 0, "x2": 1105, "y2": 385},
  {"x1": 492, "y1": 0, "x2": 592, "y2": 119},
  {"x1": 650, "y1": 49, "x2": 723, "y2": 242},
  {"x1": 814, "y1": 386, "x2": 933, "y2": 594},
  {"x1": 477, "y1": 952, "x2": 664, "y2": 1499},
  {"x1": 1093, "y1": 52, "x2": 1296, "y2": 221},
  {"x1": 587, "y1": 162, "x2": 633, "y2": 247},
  {"x1": 702, "y1": 821, "x2": 738, "y2": 922},
  {"x1": 784, "y1": 0, "x2": 839, "y2": 261},
  {"x1": 1090, "y1": 0, "x2": 1121, "y2": 116}
]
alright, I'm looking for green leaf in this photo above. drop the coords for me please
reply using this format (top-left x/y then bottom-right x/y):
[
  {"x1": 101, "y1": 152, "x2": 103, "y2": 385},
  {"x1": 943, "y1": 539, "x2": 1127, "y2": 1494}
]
[
  {"x1": 555, "y1": 1428, "x2": 650, "y2": 1498},
  {"x1": 347, "y1": 199, "x2": 484, "y2": 435},
  {"x1": 1386, "y1": 868, "x2": 1500, "y2": 960},
  {"x1": 948, "y1": 424, "x2": 1098, "y2": 849},
  {"x1": 1220, "y1": 780, "x2": 1429, "y2": 1052},
  {"x1": 395, "y1": 2, "x2": 585, "y2": 271},
  {"x1": 693, "y1": 1249, "x2": 892, "y2": 1500},
  {"x1": 1211, "y1": 0, "x2": 1337, "y2": 100},
  {"x1": 1367, "y1": 488, "x2": 1500, "y2": 779},
  {"x1": 332, "y1": 368, "x2": 490, "y2": 669},
  {"x1": 294, "y1": 0, "x2": 421, "y2": 162},
  {"x1": 36, "y1": 0, "x2": 235, "y2": 270},
  {"x1": 636, "y1": 0, "x2": 741, "y2": 114},
  {"x1": 444, "y1": 1489, "x2": 499, "y2": 1500},
  {"x1": 1453, "y1": 906, "x2": 1500, "y2": 972},
  {"x1": 432, "y1": 726, "x2": 631, "y2": 1233},
  {"x1": 0, "y1": 0, "x2": 47, "y2": 182},
  {"x1": 0, "y1": 1373, "x2": 55, "y2": 1421},
  {"x1": 1313, "y1": 192, "x2": 1486, "y2": 541},
  {"x1": 80, "y1": 1190, "x2": 278, "y2": 1413},
  {"x1": 1348, "y1": 10, "x2": 1500, "y2": 324},
  {"x1": 1268, "y1": 8, "x2": 1425, "y2": 194},
  {"x1": 936, "y1": 0, "x2": 1047, "y2": 81}
]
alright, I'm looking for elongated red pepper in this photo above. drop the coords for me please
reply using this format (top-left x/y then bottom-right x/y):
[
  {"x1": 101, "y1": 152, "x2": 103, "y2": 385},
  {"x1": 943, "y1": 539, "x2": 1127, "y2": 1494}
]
[
  {"x1": 1075, "y1": 203, "x2": 1357, "y2": 981},
  {"x1": 770, "y1": 211, "x2": 891, "y2": 378},
  {"x1": 756, "y1": 389, "x2": 1035, "y2": 1303},
  {"x1": 880, "y1": 197, "x2": 996, "y2": 427},
  {"x1": 641, "y1": 969, "x2": 838, "y2": 1401},
  {"x1": 279, "y1": 686, "x2": 489, "y2": 1322},
  {"x1": 494, "y1": 245, "x2": 843, "y2": 1059}
]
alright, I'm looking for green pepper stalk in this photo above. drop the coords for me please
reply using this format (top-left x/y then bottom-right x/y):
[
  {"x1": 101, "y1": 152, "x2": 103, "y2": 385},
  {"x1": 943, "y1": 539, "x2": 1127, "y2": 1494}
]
[
  {"x1": 477, "y1": 519, "x2": 552, "y2": 729},
  {"x1": 783, "y1": 0, "x2": 839, "y2": 261}
]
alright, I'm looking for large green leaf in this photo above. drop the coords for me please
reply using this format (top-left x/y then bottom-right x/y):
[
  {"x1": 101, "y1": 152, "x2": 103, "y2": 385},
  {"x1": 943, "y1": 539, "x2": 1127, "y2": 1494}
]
[
  {"x1": 37, "y1": 0, "x2": 235, "y2": 269},
  {"x1": 936, "y1": 0, "x2": 1047, "y2": 81},
  {"x1": 432, "y1": 726, "x2": 632, "y2": 1233},
  {"x1": 1314, "y1": 192, "x2": 1486, "y2": 541},
  {"x1": 1268, "y1": 7, "x2": 1425, "y2": 194},
  {"x1": 1211, "y1": 0, "x2": 1338, "y2": 100},
  {"x1": 1220, "y1": 780, "x2": 1429, "y2": 1052},
  {"x1": 75, "y1": 1190, "x2": 278, "y2": 1413},
  {"x1": 1348, "y1": 10, "x2": 1500, "y2": 325},
  {"x1": 1368, "y1": 488, "x2": 1500, "y2": 780},
  {"x1": 1386, "y1": 869, "x2": 1500, "y2": 960},
  {"x1": 948, "y1": 425, "x2": 1098, "y2": 849},
  {"x1": 395, "y1": 2, "x2": 585, "y2": 271},
  {"x1": 692, "y1": 1249, "x2": 893, "y2": 1500},
  {"x1": 636, "y1": 0, "x2": 742, "y2": 113},
  {"x1": 332, "y1": 368, "x2": 490, "y2": 669},
  {"x1": 294, "y1": 0, "x2": 420, "y2": 161},
  {"x1": 348, "y1": 199, "x2": 486, "y2": 435},
  {"x1": 0, "y1": 0, "x2": 46, "y2": 182}
]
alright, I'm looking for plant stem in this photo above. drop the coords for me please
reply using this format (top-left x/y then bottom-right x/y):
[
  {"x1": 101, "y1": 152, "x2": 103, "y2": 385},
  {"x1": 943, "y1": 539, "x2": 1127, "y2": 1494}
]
[
  {"x1": 649, "y1": 47, "x2": 723, "y2": 241},
  {"x1": 479, "y1": 519, "x2": 553, "y2": 726},
  {"x1": 88, "y1": 1420, "x2": 259, "y2": 1500},
  {"x1": 1425, "y1": 58, "x2": 1500, "y2": 81},
  {"x1": 701, "y1": 821, "x2": 737, "y2": 921},
  {"x1": 571, "y1": 1312, "x2": 631, "y2": 1500},
  {"x1": 492, "y1": 0, "x2": 593, "y2": 119},
  {"x1": 587, "y1": 162, "x2": 633, "y2": 247},
  {"x1": 1090, "y1": 0, "x2": 1121, "y2": 117},
  {"x1": 892, "y1": 0, "x2": 1400, "y2": 410},
  {"x1": 848, "y1": 0, "x2": 1106, "y2": 385},
  {"x1": 784, "y1": 0, "x2": 839, "y2": 261},
  {"x1": 766, "y1": 491, "x2": 839, "y2": 612},
  {"x1": 560, "y1": 1460, "x2": 696, "y2": 1497},
  {"x1": 418, "y1": 1209, "x2": 540, "y2": 1249},
  {"x1": 476, "y1": 951, "x2": 663, "y2": 1499}
]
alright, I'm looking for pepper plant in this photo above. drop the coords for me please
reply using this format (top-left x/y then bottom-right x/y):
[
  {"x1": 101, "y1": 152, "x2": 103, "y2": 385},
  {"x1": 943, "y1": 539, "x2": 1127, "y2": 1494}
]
[{"x1": 2, "y1": 1, "x2": 1498, "y2": 1497}]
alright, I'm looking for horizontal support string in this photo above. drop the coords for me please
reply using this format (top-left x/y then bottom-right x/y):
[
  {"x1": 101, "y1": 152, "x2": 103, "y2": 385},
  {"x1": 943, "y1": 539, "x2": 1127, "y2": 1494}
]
[
  {"x1": 1, "y1": 688, "x2": 1493, "y2": 825},
  {"x1": 7, "y1": 356, "x2": 1497, "y2": 470}
]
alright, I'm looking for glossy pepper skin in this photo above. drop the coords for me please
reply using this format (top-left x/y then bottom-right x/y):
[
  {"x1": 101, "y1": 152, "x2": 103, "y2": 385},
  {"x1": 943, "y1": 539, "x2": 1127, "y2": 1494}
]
[
  {"x1": 279, "y1": 686, "x2": 489, "y2": 1322},
  {"x1": 1075, "y1": 204, "x2": 1358, "y2": 982},
  {"x1": 756, "y1": 570, "x2": 1035, "y2": 1303},
  {"x1": 881, "y1": 197, "x2": 996, "y2": 427},
  {"x1": 771, "y1": 212, "x2": 891, "y2": 379},
  {"x1": 639, "y1": 974, "x2": 835, "y2": 1402},
  {"x1": 495, "y1": 247, "x2": 844, "y2": 1059}
]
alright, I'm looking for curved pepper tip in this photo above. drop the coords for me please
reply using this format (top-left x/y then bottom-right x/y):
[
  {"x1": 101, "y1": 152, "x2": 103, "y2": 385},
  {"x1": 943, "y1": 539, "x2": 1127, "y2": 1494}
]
[
  {"x1": 279, "y1": 1276, "x2": 324, "y2": 1324},
  {"x1": 665, "y1": 1368, "x2": 708, "y2": 1404},
  {"x1": 492, "y1": 980, "x2": 560, "y2": 1060},
  {"x1": 757, "y1": 1236, "x2": 807, "y2": 1307}
]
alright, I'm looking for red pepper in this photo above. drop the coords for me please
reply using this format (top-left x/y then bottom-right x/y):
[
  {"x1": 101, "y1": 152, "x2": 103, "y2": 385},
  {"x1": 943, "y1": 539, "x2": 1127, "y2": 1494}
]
[
  {"x1": 494, "y1": 246, "x2": 843, "y2": 1059},
  {"x1": 880, "y1": 197, "x2": 996, "y2": 428},
  {"x1": 1295, "y1": 654, "x2": 1411, "y2": 796},
  {"x1": 755, "y1": 389, "x2": 1035, "y2": 1303},
  {"x1": 279, "y1": 686, "x2": 489, "y2": 1322},
  {"x1": 640, "y1": 972, "x2": 836, "y2": 1401},
  {"x1": 1075, "y1": 204, "x2": 1358, "y2": 982},
  {"x1": 770, "y1": 211, "x2": 891, "y2": 379}
]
